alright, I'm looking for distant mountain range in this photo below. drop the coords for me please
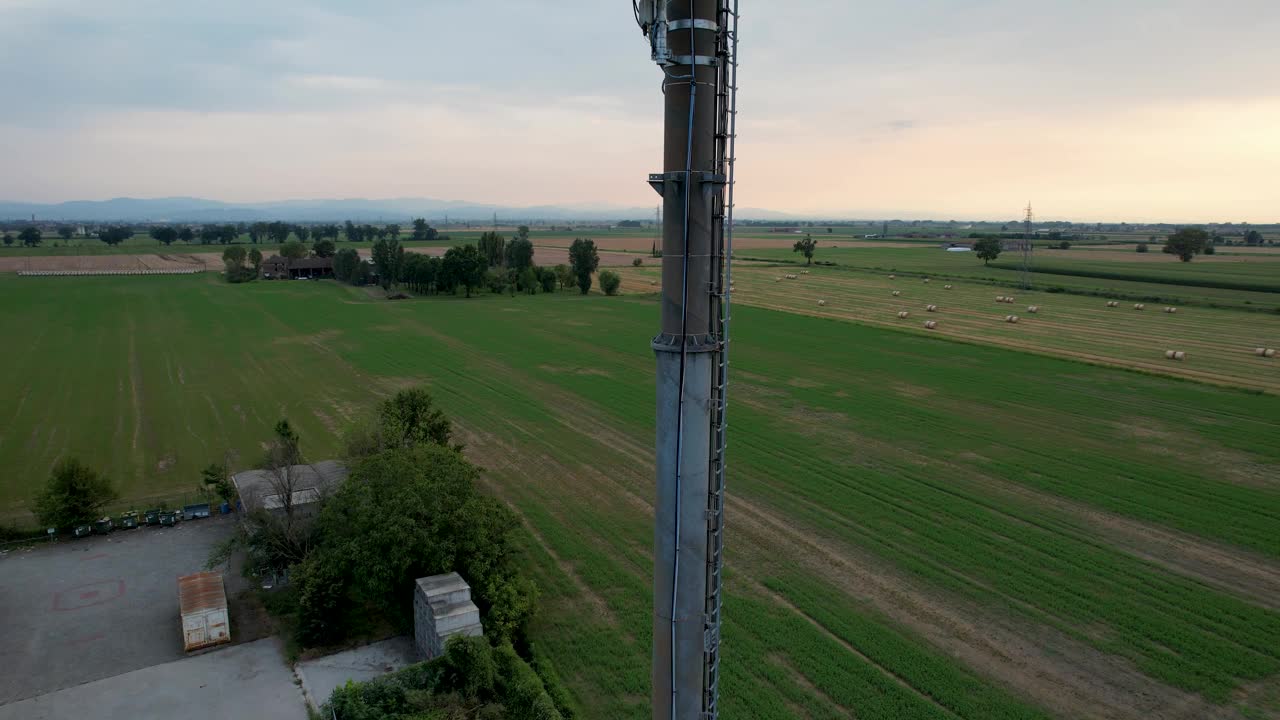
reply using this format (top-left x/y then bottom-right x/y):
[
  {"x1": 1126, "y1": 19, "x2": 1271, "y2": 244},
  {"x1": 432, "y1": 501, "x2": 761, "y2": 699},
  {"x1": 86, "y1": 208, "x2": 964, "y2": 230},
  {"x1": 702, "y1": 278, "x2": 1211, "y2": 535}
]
[{"x1": 0, "y1": 197, "x2": 797, "y2": 223}]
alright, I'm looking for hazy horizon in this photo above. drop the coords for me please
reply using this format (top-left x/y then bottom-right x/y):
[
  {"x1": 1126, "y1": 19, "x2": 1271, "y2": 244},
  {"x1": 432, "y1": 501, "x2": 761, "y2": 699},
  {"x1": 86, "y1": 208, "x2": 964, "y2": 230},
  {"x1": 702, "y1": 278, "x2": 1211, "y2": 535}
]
[{"x1": 2, "y1": 1, "x2": 1278, "y2": 222}]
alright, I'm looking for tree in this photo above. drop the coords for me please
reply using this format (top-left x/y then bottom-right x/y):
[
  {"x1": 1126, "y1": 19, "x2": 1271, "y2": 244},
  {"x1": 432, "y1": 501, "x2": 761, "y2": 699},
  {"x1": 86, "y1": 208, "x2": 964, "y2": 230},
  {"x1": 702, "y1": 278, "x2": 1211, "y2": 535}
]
[
  {"x1": 554, "y1": 263, "x2": 574, "y2": 290},
  {"x1": 248, "y1": 222, "x2": 268, "y2": 244},
  {"x1": 267, "y1": 221, "x2": 291, "y2": 246},
  {"x1": 477, "y1": 231, "x2": 506, "y2": 267},
  {"x1": 57, "y1": 225, "x2": 75, "y2": 241},
  {"x1": 280, "y1": 240, "x2": 308, "y2": 260},
  {"x1": 505, "y1": 238, "x2": 534, "y2": 272},
  {"x1": 1136, "y1": 242, "x2": 1149, "y2": 253},
  {"x1": 2, "y1": 232, "x2": 13, "y2": 246},
  {"x1": 202, "y1": 463, "x2": 235, "y2": 504},
  {"x1": 222, "y1": 245, "x2": 247, "y2": 270},
  {"x1": 385, "y1": 224, "x2": 400, "y2": 243},
  {"x1": 98, "y1": 226, "x2": 133, "y2": 246},
  {"x1": 34, "y1": 458, "x2": 117, "y2": 531},
  {"x1": 1057, "y1": 240, "x2": 1071, "y2": 250},
  {"x1": 294, "y1": 225, "x2": 311, "y2": 243},
  {"x1": 218, "y1": 224, "x2": 238, "y2": 244},
  {"x1": 1245, "y1": 230, "x2": 1264, "y2": 246},
  {"x1": 411, "y1": 218, "x2": 430, "y2": 241},
  {"x1": 150, "y1": 226, "x2": 178, "y2": 246},
  {"x1": 18, "y1": 227, "x2": 42, "y2": 247},
  {"x1": 599, "y1": 270, "x2": 621, "y2": 296},
  {"x1": 295, "y1": 444, "x2": 532, "y2": 646},
  {"x1": 1164, "y1": 227, "x2": 1209, "y2": 262},
  {"x1": 973, "y1": 236, "x2": 1002, "y2": 265},
  {"x1": 517, "y1": 225, "x2": 530, "y2": 242},
  {"x1": 312, "y1": 239, "x2": 336, "y2": 258},
  {"x1": 178, "y1": 227, "x2": 195, "y2": 244},
  {"x1": 333, "y1": 247, "x2": 360, "y2": 282},
  {"x1": 371, "y1": 237, "x2": 404, "y2": 290},
  {"x1": 568, "y1": 238, "x2": 599, "y2": 295},
  {"x1": 442, "y1": 244, "x2": 485, "y2": 297},
  {"x1": 538, "y1": 266, "x2": 558, "y2": 293},
  {"x1": 376, "y1": 387, "x2": 453, "y2": 451},
  {"x1": 249, "y1": 247, "x2": 264, "y2": 272},
  {"x1": 344, "y1": 220, "x2": 361, "y2": 243},
  {"x1": 793, "y1": 234, "x2": 816, "y2": 265}
]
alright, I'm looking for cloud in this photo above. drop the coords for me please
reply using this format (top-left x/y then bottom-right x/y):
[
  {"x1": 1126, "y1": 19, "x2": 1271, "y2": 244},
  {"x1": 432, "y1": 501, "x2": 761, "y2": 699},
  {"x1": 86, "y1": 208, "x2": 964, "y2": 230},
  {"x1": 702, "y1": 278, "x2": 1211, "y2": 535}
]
[{"x1": 1, "y1": 0, "x2": 1278, "y2": 220}]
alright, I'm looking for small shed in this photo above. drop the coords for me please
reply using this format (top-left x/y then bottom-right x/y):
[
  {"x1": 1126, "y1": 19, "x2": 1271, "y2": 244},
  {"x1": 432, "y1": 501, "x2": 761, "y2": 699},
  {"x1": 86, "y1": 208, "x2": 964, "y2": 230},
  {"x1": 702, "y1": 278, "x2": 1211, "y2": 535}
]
[
  {"x1": 179, "y1": 571, "x2": 231, "y2": 652},
  {"x1": 414, "y1": 572, "x2": 483, "y2": 659}
]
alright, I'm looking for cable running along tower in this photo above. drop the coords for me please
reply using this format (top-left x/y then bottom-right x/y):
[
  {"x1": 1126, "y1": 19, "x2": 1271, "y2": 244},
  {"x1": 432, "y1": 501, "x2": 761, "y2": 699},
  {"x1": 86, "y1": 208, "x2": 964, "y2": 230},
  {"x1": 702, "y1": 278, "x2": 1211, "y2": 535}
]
[
  {"x1": 635, "y1": 1, "x2": 740, "y2": 718},
  {"x1": 1021, "y1": 202, "x2": 1034, "y2": 289}
]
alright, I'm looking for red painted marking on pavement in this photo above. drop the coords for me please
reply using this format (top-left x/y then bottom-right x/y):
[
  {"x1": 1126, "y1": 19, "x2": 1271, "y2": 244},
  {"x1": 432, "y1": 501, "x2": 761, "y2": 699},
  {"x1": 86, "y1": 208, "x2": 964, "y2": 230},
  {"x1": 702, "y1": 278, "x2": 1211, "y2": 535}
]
[
  {"x1": 52, "y1": 579, "x2": 126, "y2": 611},
  {"x1": 67, "y1": 632, "x2": 106, "y2": 647}
]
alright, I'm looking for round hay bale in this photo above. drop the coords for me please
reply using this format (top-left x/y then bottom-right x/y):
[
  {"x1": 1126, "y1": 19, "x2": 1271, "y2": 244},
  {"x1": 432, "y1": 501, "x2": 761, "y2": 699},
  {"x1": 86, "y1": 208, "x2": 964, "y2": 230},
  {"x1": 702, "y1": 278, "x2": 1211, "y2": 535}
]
[
  {"x1": 817, "y1": 299, "x2": 826, "y2": 307},
  {"x1": 775, "y1": 277, "x2": 782, "y2": 282},
  {"x1": 926, "y1": 305, "x2": 938, "y2": 312},
  {"x1": 1006, "y1": 315, "x2": 1019, "y2": 323},
  {"x1": 888, "y1": 274, "x2": 896, "y2": 280},
  {"x1": 924, "y1": 320, "x2": 938, "y2": 330},
  {"x1": 1258, "y1": 348, "x2": 1269, "y2": 357},
  {"x1": 897, "y1": 311, "x2": 910, "y2": 319},
  {"x1": 1134, "y1": 304, "x2": 1145, "y2": 310},
  {"x1": 1005, "y1": 296, "x2": 1015, "y2": 303},
  {"x1": 1027, "y1": 305, "x2": 1039, "y2": 313},
  {"x1": 1266, "y1": 349, "x2": 1277, "y2": 358},
  {"x1": 1175, "y1": 351, "x2": 1186, "y2": 361},
  {"x1": 892, "y1": 290, "x2": 901, "y2": 297},
  {"x1": 1106, "y1": 301, "x2": 1118, "y2": 307},
  {"x1": 1165, "y1": 350, "x2": 1176, "y2": 360},
  {"x1": 996, "y1": 296, "x2": 1006, "y2": 302},
  {"x1": 650, "y1": 280, "x2": 657, "y2": 286},
  {"x1": 944, "y1": 284, "x2": 953, "y2": 290},
  {"x1": 1165, "y1": 307, "x2": 1178, "y2": 314},
  {"x1": 923, "y1": 278, "x2": 930, "y2": 284}
]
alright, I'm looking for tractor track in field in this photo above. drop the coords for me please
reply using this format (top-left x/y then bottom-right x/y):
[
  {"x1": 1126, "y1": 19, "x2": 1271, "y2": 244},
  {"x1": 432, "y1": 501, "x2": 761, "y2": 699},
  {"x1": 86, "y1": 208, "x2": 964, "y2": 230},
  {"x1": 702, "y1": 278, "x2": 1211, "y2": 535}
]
[{"x1": 728, "y1": 493, "x2": 1247, "y2": 720}]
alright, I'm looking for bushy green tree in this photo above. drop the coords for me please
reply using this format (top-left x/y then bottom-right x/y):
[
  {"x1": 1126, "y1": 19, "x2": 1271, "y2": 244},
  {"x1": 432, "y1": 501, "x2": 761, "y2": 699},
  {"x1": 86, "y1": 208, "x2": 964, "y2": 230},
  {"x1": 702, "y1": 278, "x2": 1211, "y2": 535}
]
[
  {"x1": 792, "y1": 234, "x2": 816, "y2": 265},
  {"x1": 538, "y1": 267, "x2": 558, "y2": 293},
  {"x1": 553, "y1": 264, "x2": 573, "y2": 290},
  {"x1": 295, "y1": 445, "x2": 532, "y2": 646},
  {"x1": 1136, "y1": 242, "x2": 1149, "y2": 253},
  {"x1": 34, "y1": 458, "x2": 117, "y2": 530},
  {"x1": 506, "y1": 238, "x2": 535, "y2": 272},
  {"x1": 312, "y1": 239, "x2": 336, "y2": 258},
  {"x1": 371, "y1": 237, "x2": 404, "y2": 290},
  {"x1": 333, "y1": 247, "x2": 360, "y2": 282},
  {"x1": 599, "y1": 270, "x2": 621, "y2": 296},
  {"x1": 1164, "y1": 227, "x2": 1209, "y2": 262},
  {"x1": 568, "y1": 239, "x2": 599, "y2": 295},
  {"x1": 478, "y1": 231, "x2": 506, "y2": 267},
  {"x1": 973, "y1": 236, "x2": 1002, "y2": 265},
  {"x1": 19, "y1": 227, "x2": 42, "y2": 247},
  {"x1": 280, "y1": 240, "x2": 308, "y2": 260},
  {"x1": 442, "y1": 244, "x2": 485, "y2": 297}
]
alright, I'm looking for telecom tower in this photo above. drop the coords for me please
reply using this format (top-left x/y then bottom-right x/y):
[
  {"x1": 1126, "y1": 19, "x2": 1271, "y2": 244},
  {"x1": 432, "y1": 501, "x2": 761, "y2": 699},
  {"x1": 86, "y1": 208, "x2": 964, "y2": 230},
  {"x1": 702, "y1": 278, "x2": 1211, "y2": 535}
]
[
  {"x1": 1022, "y1": 202, "x2": 1034, "y2": 289},
  {"x1": 636, "y1": 2, "x2": 740, "y2": 719}
]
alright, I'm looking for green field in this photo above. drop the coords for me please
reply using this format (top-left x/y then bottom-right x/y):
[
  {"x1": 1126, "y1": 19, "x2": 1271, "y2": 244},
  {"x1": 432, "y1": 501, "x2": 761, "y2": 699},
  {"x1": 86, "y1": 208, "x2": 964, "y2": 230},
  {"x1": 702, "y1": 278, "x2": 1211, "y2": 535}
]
[
  {"x1": 740, "y1": 245, "x2": 1280, "y2": 309},
  {"x1": 2, "y1": 273, "x2": 1279, "y2": 719}
]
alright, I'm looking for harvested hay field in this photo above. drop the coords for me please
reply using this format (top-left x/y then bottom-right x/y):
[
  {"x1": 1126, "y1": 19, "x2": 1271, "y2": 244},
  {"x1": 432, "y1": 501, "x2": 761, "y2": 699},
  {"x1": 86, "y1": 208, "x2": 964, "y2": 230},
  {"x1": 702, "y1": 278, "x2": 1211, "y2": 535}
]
[{"x1": 618, "y1": 265, "x2": 1280, "y2": 393}]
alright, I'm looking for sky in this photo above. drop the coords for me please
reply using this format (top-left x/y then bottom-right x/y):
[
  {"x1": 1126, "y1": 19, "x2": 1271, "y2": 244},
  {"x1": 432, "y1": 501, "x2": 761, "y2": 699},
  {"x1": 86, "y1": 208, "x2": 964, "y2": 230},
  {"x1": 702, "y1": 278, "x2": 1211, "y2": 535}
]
[{"x1": 1, "y1": 0, "x2": 1278, "y2": 222}]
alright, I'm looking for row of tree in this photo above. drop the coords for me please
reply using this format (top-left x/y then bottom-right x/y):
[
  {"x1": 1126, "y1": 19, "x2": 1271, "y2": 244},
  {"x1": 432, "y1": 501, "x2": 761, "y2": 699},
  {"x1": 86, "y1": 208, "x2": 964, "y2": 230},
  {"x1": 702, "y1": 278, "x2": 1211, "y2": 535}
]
[{"x1": 329, "y1": 235, "x2": 612, "y2": 298}]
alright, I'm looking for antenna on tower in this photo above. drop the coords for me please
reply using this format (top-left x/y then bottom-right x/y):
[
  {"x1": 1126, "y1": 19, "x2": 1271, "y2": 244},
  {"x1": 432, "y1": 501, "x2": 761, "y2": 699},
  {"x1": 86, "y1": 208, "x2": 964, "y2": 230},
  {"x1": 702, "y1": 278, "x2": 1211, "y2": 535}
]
[{"x1": 1022, "y1": 202, "x2": 1034, "y2": 290}]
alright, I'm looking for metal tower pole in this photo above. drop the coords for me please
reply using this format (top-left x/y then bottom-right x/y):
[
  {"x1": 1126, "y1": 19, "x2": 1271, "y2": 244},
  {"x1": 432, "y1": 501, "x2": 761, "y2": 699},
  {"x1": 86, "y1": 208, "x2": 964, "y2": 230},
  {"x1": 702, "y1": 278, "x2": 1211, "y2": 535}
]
[{"x1": 638, "y1": 1, "x2": 736, "y2": 718}]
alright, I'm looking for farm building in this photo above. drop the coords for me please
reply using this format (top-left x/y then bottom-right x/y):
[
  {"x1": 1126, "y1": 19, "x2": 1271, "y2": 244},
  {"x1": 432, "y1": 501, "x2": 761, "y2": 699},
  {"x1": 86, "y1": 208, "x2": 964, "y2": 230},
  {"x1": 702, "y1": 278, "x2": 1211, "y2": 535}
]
[
  {"x1": 231, "y1": 460, "x2": 347, "y2": 515},
  {"x1": 260, "y1": 255, "x2": 335, "y2": 280}
]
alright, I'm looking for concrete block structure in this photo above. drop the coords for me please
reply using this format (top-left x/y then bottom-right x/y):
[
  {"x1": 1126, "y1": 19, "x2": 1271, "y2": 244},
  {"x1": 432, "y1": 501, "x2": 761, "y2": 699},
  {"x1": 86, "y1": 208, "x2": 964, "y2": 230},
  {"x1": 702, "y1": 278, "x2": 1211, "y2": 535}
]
[{"x1": 413, "y1": 572, "x2": 483, "y2": 659}]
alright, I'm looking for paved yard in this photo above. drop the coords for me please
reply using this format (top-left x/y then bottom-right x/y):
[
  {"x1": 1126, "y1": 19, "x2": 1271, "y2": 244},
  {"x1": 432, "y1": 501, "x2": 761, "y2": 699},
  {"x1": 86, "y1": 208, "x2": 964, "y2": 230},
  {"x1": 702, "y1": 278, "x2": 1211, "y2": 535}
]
[
  {"x1": 297, "y1": 635, "x2": 419, "y2": 710},
  {"x1": 0, "y1": 516, "x2": 245, "y2": 704},
  {"x1": 0, "y1": 637, "x2": 307, "y2": 720}
]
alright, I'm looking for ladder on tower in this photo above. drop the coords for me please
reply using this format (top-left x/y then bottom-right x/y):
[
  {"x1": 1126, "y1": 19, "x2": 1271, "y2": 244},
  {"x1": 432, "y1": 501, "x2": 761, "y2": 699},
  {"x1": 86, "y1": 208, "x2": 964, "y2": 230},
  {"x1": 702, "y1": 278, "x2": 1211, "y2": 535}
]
[{"x1": 703, "y1": 1, "x2": 740, "y2": 717}]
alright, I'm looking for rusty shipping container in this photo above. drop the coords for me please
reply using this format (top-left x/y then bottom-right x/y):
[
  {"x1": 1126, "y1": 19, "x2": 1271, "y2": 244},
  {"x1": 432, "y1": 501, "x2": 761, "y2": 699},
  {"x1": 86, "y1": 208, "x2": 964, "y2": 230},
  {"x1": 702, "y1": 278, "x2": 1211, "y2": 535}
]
[{"x1": 178, "y1": 571, "x2": 230, "y2": 651}]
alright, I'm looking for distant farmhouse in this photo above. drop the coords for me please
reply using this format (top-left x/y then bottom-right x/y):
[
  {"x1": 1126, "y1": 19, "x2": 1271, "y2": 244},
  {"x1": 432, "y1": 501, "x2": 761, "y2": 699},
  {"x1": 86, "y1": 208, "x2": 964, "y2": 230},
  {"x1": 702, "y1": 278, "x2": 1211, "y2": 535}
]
[{"x1": 260, "y1": 255, "x2": 334, "y2": 280}]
